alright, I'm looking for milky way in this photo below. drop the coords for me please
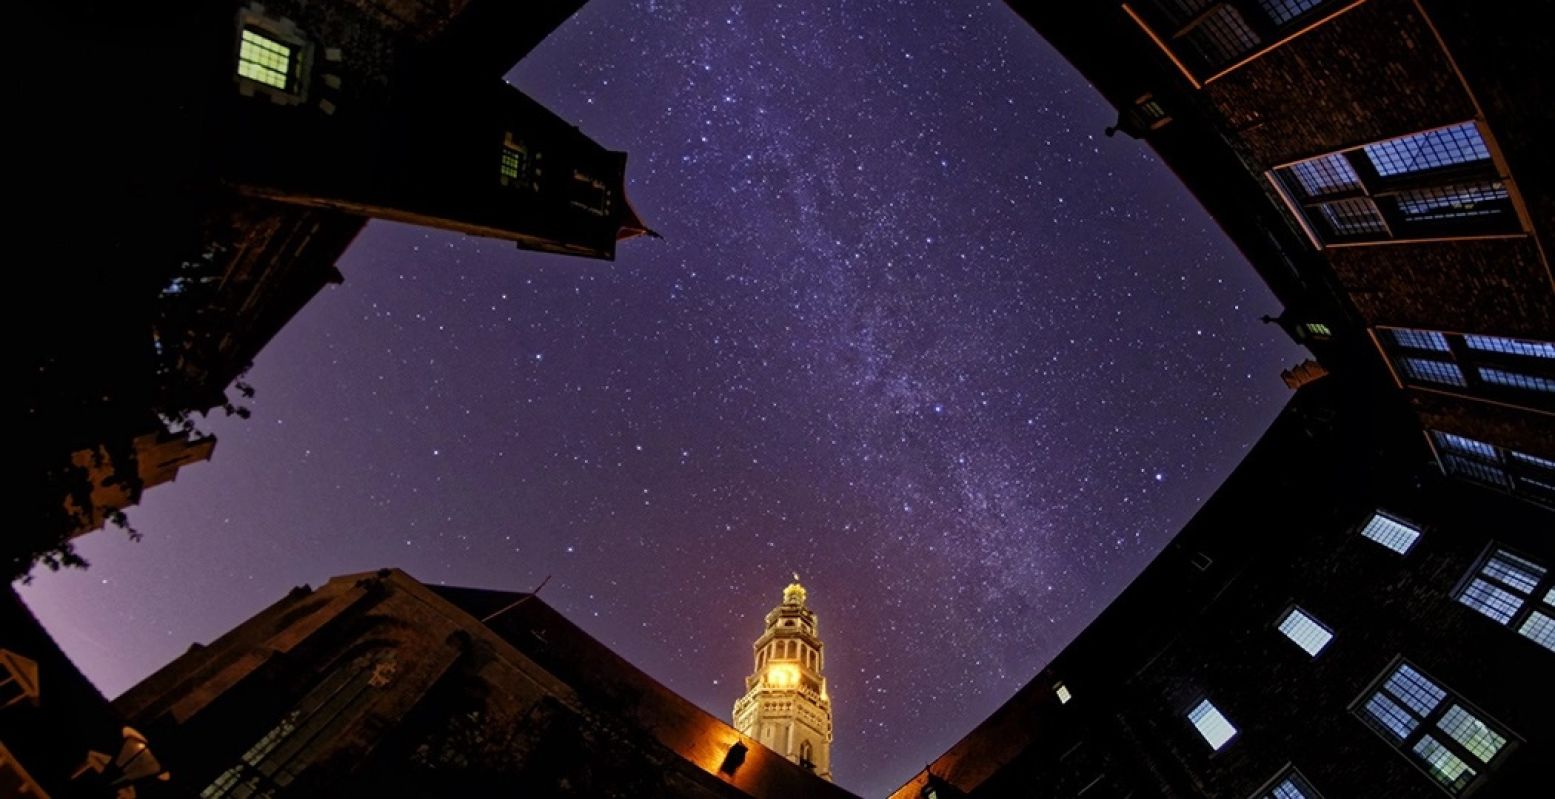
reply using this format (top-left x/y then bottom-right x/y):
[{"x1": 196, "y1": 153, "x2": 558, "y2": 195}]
[{"x1": 23, "y1": 1, "x2": 1303, "y2": 793}]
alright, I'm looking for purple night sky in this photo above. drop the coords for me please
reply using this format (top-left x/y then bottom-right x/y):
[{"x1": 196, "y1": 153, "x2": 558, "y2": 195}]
[{"x1": 22, "y1": 1, "x2": 1303, "y2": 794}]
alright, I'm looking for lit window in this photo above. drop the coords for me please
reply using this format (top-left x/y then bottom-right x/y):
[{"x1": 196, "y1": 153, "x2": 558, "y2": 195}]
[
  {"x1": 237, "y1": 28, "x2": 296, "y2": 91},
  {"x1": 1134, "y1": 0, "x2": 1338, "y2": 79},
  {"x1": 1362, "y1": 123, "x2": 1491, "y2": 177},
  {"x1": 1388, "y1": 329, "x2": 1451, "y2": 352},
  {"x1": 1188, "y1": 698, "x2": 1237, "y2": 751},
  {"x1": 1432, "y1": 431, "x2": 1555, "y2": 506},
  {"x1": 1379, "y1": 327, "x2": 1555, "y2": 405},
  {"x1": 1355, "y1": 660, "x2": 1515, "y2": 795},
  {"x1": 1301, "y1": 322, "x2": 1332, "y2": 338},
  {"x1": 1478, "y1": 368, "x2": 1555, "y2": 394},
  {"x1": 1277, "y1": 607, "x2": 1334, "y2": 656},
  {"x1": 1257, "y1": 0, "x2": 1325, "y2": 24},
  {"x1": 1288, "y1": 154, "x2": 1361, "y2": 196},
  {"x1": 1455, "y1": 547, "x2": 1554, "y2": 652},
  {"x1": 1359, "y1": 512, "x2": 1421, "y2": 555},
  {"x1": 1273, "y1": 123, "x2": 1514, "y2": 244},
  {"x1": 498, "y1": 133, "x2": 536, "y2": 190},
  {"x1": 1464, "y1": 335, "x2": 1555, "y2": 359},
  {"x1": 1254, "y1": 767, "x2": 1322, "y2": 799},
  {"x1": 1054, "y1": 682, "x2": 1072, "y2": 704},
  {"x1": 1397, "y1": 358, "x2": 1466, "y2": 387}
]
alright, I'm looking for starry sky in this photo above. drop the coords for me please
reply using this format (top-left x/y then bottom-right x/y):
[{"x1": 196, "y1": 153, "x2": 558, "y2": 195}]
[{"x1": 21, "y1": 1, "x2": 1305, "y2": 795}]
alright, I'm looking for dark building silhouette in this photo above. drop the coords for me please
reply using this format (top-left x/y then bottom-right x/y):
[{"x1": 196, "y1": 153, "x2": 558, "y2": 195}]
[
  {"x1": 2, "y1": 588, "x2": 176, "y2": 799},
  {"x1": 893, "y1": 1, "x2": 1553, "y2": 797},
  {"x1": 76, "y1": 568, "x2": 855, "y2": 799},
  {"x1": 21, "y1": 0, "x2": 652, "y2": 578}
]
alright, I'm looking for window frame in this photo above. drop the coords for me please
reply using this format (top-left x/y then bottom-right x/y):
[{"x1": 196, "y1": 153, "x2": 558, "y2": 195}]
[
  {"x1": 1265, "y1": 121, "x2": 1522, "y2": 248},
  {"x1": 1451, "y1": 543, "x2": 1555, "y2": 653},
  {"x1": 1356, "y1": 510, "x2": 1423, "y2": 556},
  {"x1": 1186, "y1": 697, "x2": 1239, "y2": 752},
  {"x1": 1123, "y1": 0, "x2": 1362, "y2": 87},
  {"x1": 1247, "y1": 764, "x2": 1323, "y2": 799},
  {"x1": 1428, "y1": 430, "x2": 1555, "y2": 509},
  {"x1": 1275, "y1": 604, "x2": 1335, "y2": 657},
  {"x1": 233, "y1": 11, "x2": 311, "y2": 105},
  {"x1": 1350, "y1": 657, "x2": 1519, "y2": 796},
  {"x1": 1373, "y1": 326, "x2": 1554, "y2": 411}
]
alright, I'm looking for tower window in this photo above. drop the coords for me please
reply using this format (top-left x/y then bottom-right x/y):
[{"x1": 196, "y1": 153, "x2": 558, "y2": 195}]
[
  {"x1": 1252, "y1": 766, "x2": 1322, "y2": 799},
  {"x1": 1271, "y1": 123, "x2": 1516, "y2": 245},
  {"x1": 237, "y1": 28, "x2": 297, "y2": 91},
  {"x1": 1187, "y1": 698, "x2": 1237, "y2": 751},
  {"x1": 1359, "y1": 512, "x2": 1421, "y2": 555},
  {"x1": 1454, "y1": 546, "x2": 1555, "y2": 652},
  {"x1": 1355, "y1": 659, "x2": 1515, "y2": 795},
  {"x1": 1276, "y1": 607, "x2": 1334, "y2": 657},
  {"x1": 1431, "y1": 430, "x2": 1555, "y2": 507}
]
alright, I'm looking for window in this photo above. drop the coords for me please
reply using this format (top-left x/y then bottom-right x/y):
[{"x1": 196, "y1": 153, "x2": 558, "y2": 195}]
[
  {"x1": 202, "y1": 651, "x2": 395, "y2": 797},
  {"x1": 1359, "y1": 512, "x2": 1421, "y2": 555},
  {"x1": 1379, "y1": 327, "x2": 1554, "y2": 405},
  {"x1": 569, "y1": 170, "x2": 613, "y2": 217},
  {"x1": 1276, "y1": 607, "x2": 1334, "y2": 656},
  {"x1": 1299, "y1": 322, "x2": 1332, "y2": 339},
  {"x1": 1454, "y1": 546, "x2": 1555, "y2": 652},
  {"x1": 1272, "y1": 123, "x2": 1517, "y2": 245},
  {"x1": 237, "y1": 28, "x2": 297, "y2": 91},
  {"x1": 1187, "y1": 698, "x2": 1238, "y2": 751},
  {"x1": 498, "y1": 132, "x2": 539, "y2": 190},
  {"x1": 1431, "y1": 430, "x2": 1555, "y2": 507},
  {"x1": 1054, "y1": 682, "x2": 1073, "y2": 704},
  {"x1": 1355, "y1": 659, "x2": 1516, "y2": 795},
  {"x1": 1130, "y1": 0, "x2": 1342, "y2": 80},
  {"x1": 1251, "y1": 766, "x2": 1322, "y2": 799}
]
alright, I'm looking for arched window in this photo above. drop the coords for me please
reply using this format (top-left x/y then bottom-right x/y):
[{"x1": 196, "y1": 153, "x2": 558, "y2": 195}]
[{"x1": 799, "y1": 740, "x2": 814, "y2": 770}]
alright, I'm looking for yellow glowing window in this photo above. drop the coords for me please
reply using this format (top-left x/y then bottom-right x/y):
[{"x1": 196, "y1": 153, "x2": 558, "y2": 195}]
[{"x1": 237, "y1": 29, "x2": 295, "y2": 90}]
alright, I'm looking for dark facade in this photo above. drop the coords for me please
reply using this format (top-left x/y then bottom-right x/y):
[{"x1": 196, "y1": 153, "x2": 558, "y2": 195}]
[
  {"x1": 2, "y1": 588, "x2": 176, "y2": 799},
  {"x1": 892, "y1": 2, "x2": 1553, "y2": 797},
  {"x1": 105, "y1": 569, "x2": 856, "y2": 799},
  {"x1": 893, "y1": 380, "x2": 1552, "y2": 799},
  {"x1": 20, "y1": 0, "x2": 652, "y2": 579}
]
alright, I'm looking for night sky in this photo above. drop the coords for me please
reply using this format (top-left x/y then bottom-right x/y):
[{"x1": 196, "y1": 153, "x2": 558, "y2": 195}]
[{"x1": 23, "y1": 1, "x2": 1304, "y2": 794}]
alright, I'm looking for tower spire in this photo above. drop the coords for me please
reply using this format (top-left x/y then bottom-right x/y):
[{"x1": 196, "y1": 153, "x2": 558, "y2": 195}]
[{"x1": 732, "y1": 580, "x2": 833, "y2": 780}]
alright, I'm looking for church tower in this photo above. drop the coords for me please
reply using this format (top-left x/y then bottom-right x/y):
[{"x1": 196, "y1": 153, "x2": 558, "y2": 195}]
[{"x1": 733, "y1": 577, "x2": 833, "y2": 780}]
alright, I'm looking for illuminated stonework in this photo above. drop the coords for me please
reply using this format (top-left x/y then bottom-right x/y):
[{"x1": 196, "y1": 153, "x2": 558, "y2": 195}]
[{"x1": 733, "y1": 577, "x2": 833, "y2": 780}]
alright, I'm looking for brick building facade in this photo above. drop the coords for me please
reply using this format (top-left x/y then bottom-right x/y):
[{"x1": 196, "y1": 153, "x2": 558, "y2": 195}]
[{"x1": 892, "y1": 2, "x2": 1552, "y2": 797}]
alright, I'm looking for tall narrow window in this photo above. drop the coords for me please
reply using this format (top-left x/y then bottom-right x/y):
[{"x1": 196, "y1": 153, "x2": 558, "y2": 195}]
[
  {"x1": 237, "y1": 28, "x2": 297, "y2": 91},
  {"x1": 1276, "y1": 606, "x2": 1334, "y2": 656},
  {"x1": 1272, "y1": 123, "x2": 1517, "y2": 245},
  {"x1": 1359, "y1": 512, "x2": 1421, "y2": 555},
  {"x1": 1378, "y1": 327, "x2": 1554, "y2": 406},
  {"x1": 1355, "y1": 659, "x2": 1516, "y2": 795},
  {"x1": 1188, "y1": 698, "x2": 1238, "y2": 751},
  {"x1": 1431, "y1": 430, "x2": 1555, "y2": 507},
  {"x1": 1454, "y1": 546, "x2": 1555, "y2": 652}
]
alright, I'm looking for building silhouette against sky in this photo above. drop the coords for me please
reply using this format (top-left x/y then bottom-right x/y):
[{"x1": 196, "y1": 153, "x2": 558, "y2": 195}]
[{"x1": 20, "y1": 0, "x2": 651, "y2": 578}]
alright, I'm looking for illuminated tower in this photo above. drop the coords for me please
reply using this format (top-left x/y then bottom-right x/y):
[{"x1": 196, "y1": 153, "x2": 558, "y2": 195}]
[{"x1": 733, "y1": 576, "x2": 833, "y2": 780}]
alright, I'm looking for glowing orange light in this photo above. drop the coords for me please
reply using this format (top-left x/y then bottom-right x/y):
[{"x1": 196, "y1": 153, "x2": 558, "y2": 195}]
[{"x1": 766, "y1": 663, "x2": 800, "y2": 687}]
